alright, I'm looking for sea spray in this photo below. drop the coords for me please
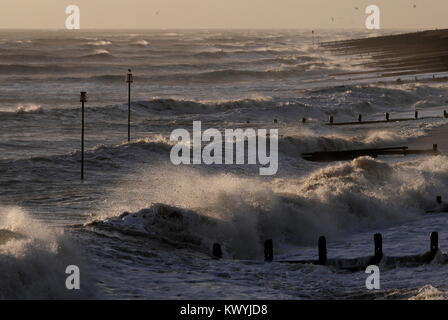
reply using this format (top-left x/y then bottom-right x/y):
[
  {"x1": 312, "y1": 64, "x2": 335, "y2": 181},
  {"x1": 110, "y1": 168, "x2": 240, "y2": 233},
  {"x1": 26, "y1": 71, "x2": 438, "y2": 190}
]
[
  {"x1": 89, "y1": 155, "x2": 448, "y2": 259},
  {"x1": 0, "y1": 206, "x2": 97, "y2": 299}
]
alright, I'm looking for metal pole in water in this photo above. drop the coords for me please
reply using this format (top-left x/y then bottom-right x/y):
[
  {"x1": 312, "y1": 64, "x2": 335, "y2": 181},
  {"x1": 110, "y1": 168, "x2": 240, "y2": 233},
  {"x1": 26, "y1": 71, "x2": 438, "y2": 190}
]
[
  {"x1": 126, "y1": 69, "x2": 134, "y2": 142},
  {"x1": 80, "y1": 92, "x2": 87, "y2": 180}
]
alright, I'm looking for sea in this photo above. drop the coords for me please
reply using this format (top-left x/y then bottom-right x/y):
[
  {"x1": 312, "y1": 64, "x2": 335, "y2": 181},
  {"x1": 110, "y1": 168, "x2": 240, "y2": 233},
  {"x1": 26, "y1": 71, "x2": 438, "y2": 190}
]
[{"x1": 1, "y1": 29, "x2": 448, "y2": 299}]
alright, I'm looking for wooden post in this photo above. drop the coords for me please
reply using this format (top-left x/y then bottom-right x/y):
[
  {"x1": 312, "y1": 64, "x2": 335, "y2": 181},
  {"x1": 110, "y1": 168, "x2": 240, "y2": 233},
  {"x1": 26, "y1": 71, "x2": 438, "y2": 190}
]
[
  {"x1": 126, "y1": 69, "x2": 134, "y2": 142},
  {"x1": 264, "y1": 239, "x2": 273, "y2": 262},
  {"x1": 444, "y1": 110, "x2": 448, "y2": 118},
  {"x1": 274, "y1": 119, "x2": 278, "y2": 124},
  {"x1": 385, "y1": 112, "x2": 390, "y2": 121},
  {"x1": 430, "y1": 232, "x2": 438, "y2": 259},
  {"x1": 437, "y1": 196, "x2": 442, "y2": 205},
  {"x1": 302, "y1": 118, "x2": 306, "y2": 123},
  {"x1": 80, "y1": 92, "x2": 87, "y2": 180},
  {"x1": 433, "y1": 144, "x2": 438, "y2": 152},
  {"x1": 329, "y1": 115, "x2": 334, "y2": 124},
  {"x1": 374, "y1": 233, "x2": 383, "y2": 264},
  {"x1": 212, "y1": 243, "x2": 222, "y2": 259},
  {"x1": 317, "y1": 236, "x2": 327, "y2": 265},
  {"x1": 415, "y1": 111, "x2": 419, "y2": 119},
  {"x1": 358, "y1": 114, "x2": 362, "y2": 122}
]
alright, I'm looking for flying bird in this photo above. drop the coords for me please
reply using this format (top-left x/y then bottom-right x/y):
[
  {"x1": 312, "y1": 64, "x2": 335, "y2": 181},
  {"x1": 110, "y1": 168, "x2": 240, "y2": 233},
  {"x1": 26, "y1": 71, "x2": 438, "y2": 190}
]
[
  {"x1": 156, "y1": 10, "x2": 160, "y2": 15},
  {"x1": 354, "y1": 7, "x2": 359, "y2": 10}
]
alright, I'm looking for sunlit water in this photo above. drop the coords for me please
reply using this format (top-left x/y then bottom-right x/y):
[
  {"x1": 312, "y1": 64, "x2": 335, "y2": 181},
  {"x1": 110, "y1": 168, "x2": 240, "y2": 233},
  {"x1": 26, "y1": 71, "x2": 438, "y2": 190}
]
[{"x1": 1, "y1": 30, "x2": 448, "y2": 299}]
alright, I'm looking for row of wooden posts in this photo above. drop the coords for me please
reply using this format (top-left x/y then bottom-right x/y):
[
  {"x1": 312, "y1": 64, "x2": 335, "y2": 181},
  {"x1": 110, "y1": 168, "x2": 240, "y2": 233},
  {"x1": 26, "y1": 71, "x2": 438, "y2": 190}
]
[
  {"x1": 302, "y1": 144, "x2": 440, "y2": 162},
  {"x1": 212, "y1": 230, "x2": 441, "y2": 268},
  {"x1": 294, "y1": 110, "x2": 448, "y2": 125},
  {"x1": 80, "y1": 69, "x2": 134, "y2": 180}
]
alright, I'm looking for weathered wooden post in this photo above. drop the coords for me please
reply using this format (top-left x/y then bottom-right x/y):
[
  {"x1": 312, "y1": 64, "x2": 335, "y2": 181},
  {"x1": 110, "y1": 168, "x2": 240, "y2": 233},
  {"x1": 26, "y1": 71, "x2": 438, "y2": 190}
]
[
  {"x1": 433, "y1": 144, "x2": 438, "y2": 152},
  {"x1": 430, "y1": 232, "x2": 438, "y2": 259},
  {"x1": 415, "y1": 110, "x2": 419, "y2": 119},
  {"x1": 373, "y1": 233, "x2": 383, "y2": 264},
  {"x1": 358, "y1": 114, "x2": 362, "y2": 122},
  {"x1": 317, "y1": 236, "x2": 327, "y2": 265},
  {"x1": 80, "y1": 91, "x2": 87, "y2": 180},
  {"x1": 385, "y1": 112, "x2": 390, "y2": 121},
  {"x1": 329, "y1": 115, "x2": 334, "y2": 124},
  {"x1": 264, "y1": 239, "x2": 273, "y2": 262},
  {"x1": 212, "y1": 243, "x2": 222, "y2": 259},
  {"x1": 437, "y1": 196, "x2": 442, "y2": 205},
  {"x1": 444, "y1": 110, "x2": 448, "y2": 118},
  {"x1": 302, "y1": 118, "x2": 307, "y2": 123},
  {"x1": 126, "y1": 69, "x2": 134, "y2": 142}
]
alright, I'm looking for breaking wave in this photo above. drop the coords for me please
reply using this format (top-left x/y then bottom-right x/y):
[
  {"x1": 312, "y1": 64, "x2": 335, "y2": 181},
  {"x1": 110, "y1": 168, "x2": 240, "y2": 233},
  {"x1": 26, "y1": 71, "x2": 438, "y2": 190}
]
[
  {"x1": 81, "y1": 49, "x2": 115, "y2": 60},
  {"x1": 87, "y1": 155, "x2": 448, "y2": 259},
  {"x1": 86, "y1": 40, "x2": 112, "y2": 46},
  {"x1": 0, "y1": 206, "x2": 96, "y2": 299},
  {"x1": 15, "y1": 104, "x2": 44, "y2": 114},
  {"x1": 132, "y1": 40, "x2": 150, "y2": 47}
]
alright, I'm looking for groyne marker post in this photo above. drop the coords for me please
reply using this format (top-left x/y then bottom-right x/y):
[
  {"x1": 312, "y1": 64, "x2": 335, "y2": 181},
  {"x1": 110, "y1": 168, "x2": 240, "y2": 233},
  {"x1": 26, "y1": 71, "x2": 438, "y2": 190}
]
[
  {"x1": 80, "y1": 91, "x2": 87, "y2": 180},
  {"x1": 212, "y1": 243, "x2": 222, "y2": 259},
  {"x1": 318, "y1": 236, "x2": 327, "y2": 265},
  {"x1": 374, "y1": 233, "x2": 383, "y2": 264},
  {"x1": 430, "y1": 232, "x2": 438, "y2": 259},
  {"x1": 126, "y1": 69, "x2": 134, "y2": 142},
  {"x1": 264, "y1": 239, "x2": 273, "y2": 262}
]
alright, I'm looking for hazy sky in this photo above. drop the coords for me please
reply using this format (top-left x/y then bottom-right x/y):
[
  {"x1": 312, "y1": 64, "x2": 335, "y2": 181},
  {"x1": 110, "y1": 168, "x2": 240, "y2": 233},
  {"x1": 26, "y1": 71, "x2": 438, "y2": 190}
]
[{"x1": 1, "y1": 0, "x2": 447, "y2": 29}]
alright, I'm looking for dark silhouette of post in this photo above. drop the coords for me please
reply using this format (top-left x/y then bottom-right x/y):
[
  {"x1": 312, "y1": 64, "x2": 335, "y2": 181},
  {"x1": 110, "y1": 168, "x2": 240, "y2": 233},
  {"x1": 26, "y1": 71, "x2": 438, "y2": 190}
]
[
  {"x1": 415, "y1": 110, "x2": 419, "y2": 119},
  {"x1": 373, "y1": 233, "x2": 383, "y2": 264},
  {"x1": 126, "y1": 69, "x2": 134, "y2": 142},
  {"x1": 385, "y1": 112, "x2": 390, "y2": 121},
  {"x1": 317, "y1": 236, "x2": 327, "y2": 265},
  {"x1": 212, "y1": 243, "x2": 222, "y2": 259},
  {"x1": 80, "y1": 92, "x2": 87, "y2": 180},
  {"x1": 430, "y1": 232, "x2": 438, "y2": 260},
  {"x1": 264, "y1": 239, "x2": 273, "y2": 262},
  {"x1": 436, "y1": 196, "x2": 442, "y2": 205}
]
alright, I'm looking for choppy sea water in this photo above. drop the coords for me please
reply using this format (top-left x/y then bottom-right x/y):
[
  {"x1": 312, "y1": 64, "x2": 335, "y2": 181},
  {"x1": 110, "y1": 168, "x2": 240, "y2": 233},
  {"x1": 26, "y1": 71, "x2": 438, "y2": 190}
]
[{"x1": 1, "y1": 29, "x2": 448, "y2": 299}]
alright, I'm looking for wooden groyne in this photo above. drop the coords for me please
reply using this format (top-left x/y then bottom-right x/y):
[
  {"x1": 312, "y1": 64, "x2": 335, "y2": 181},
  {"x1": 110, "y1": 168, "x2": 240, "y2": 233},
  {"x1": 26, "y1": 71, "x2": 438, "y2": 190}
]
[
  {"x1": 327, "y1": 110, "x2": 448, "y2": 126},
  {"x1": 212, "y1": 231, "x2": 446, "y2": 272},
  {"x1": 302, "y1": 145, "x2": 439, "y2": 162}
]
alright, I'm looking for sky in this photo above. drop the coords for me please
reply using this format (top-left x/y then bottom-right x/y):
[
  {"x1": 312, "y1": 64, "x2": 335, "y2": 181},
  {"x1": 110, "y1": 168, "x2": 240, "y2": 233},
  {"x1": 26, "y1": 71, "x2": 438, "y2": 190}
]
[{"x1": 0, "y1": 0, "x2": 447, "y2": 30}]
